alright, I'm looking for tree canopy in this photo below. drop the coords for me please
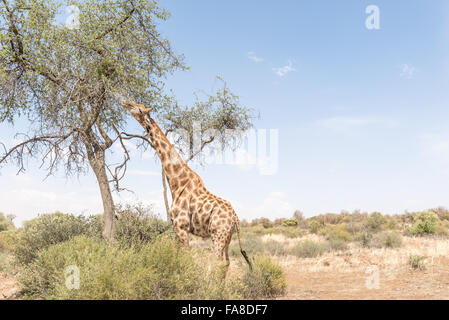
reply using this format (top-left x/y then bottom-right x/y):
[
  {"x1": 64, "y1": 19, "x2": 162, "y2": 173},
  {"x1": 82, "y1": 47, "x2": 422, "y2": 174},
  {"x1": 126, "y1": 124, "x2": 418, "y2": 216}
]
[{"x1": 0, "y1": 0, "x2": 184, "y2": 239}]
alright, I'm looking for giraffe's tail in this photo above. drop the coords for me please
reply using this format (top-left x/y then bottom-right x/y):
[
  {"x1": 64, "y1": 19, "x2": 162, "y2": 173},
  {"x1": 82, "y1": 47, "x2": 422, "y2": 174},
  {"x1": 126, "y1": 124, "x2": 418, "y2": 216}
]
[{"x1": 234, "y1": 219, "x2": 253, "y2": 272}]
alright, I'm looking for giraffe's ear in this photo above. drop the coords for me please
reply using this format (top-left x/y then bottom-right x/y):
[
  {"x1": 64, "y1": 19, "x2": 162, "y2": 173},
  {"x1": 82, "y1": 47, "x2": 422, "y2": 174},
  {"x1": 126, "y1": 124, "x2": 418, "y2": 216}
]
[{"x1": 143, "y1": 107, "x2": 152, "y2": 115}]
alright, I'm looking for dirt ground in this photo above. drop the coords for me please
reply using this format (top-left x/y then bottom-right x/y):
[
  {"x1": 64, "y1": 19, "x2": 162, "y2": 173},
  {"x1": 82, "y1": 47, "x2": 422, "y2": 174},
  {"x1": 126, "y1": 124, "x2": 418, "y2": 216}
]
[
  {"x1": 279, "y1": 255, "x2": 449, "y2": 299},
  {"x1": 274, "y1": 235, "x2": 449, "y2": 299},
  {"x1": 0, "y1": 273, "x2": 18, "y2": 300}
]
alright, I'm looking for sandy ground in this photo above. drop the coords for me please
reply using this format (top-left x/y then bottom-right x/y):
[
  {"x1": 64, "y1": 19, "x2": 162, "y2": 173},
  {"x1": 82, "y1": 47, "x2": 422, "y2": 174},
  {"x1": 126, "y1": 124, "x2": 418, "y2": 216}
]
[
  {"x1": 0, "y1": 273, "x2": 18, "y2": 300},
  {"x1": 0, "y1": 253, "x2": 18, "y2": 300},
  {"x1": 273, "y1": 236, "x2": 449, "y2": 299}
]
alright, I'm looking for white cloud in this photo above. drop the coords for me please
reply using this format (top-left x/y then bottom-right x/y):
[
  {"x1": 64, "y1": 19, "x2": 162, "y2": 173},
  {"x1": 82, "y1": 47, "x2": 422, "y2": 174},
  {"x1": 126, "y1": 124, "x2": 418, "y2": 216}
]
[
  {"x1": 233, "y1": 191, "x2": 294, "y2": 221},
  {"x1": 316, "y1": 116, "x2": 398, "y2": 131},
  {"x1": 247, "y1": 51, "x2": 264, "y2": 63},
  {"x1": 400, "y1": 64, "x2": 416, "y2": 79},
  {"x1": 0, "y1": 182, "x2": 102, "y2": 227},
  {"x1": 272, "y1": 60, "x2": 296, "y2": 77}
]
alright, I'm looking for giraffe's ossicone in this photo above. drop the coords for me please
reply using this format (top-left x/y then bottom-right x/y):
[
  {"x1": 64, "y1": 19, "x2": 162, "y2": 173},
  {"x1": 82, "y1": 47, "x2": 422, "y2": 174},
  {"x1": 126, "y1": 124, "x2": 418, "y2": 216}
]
[{"x1": 122, "y1": 100, "x2": 252, "y2": 272}]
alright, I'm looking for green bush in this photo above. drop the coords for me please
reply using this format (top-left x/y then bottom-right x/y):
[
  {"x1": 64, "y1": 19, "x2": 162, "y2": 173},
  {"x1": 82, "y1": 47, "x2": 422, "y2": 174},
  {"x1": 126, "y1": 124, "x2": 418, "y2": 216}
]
[
  {"x1": 342, "y1": 212, "x2": 369, "y2": 234},
  {"x1": 0, "y1": 230, "x2": 19, "y2": 253},
  {"x1": 19, "y1": 235, "x2": 232, "y2": 300},
  {"x1": 308, "y1": 219, "x2": 323, "y2": 234},
  {"x1": 408, "y1": 211, "x2": 439, "y2": 236},
  {"x1": 385, "y1": 217, "x2": 397, "y2": 230},
  {"x1": 367, "y1": 212, "x2": 387, "y2": 232},
  {"x1": 370, "y1": 231, "x2": 402, "y2": 248},
  {"x1": 260, "y1": 218, "x2": 274, "y2": 229},
  {"x1": 321, "y1": 223, "x2": 352, "y2": 242},
  {"x1": 0, "y1": 251, "x2": 9, "y2": 272},
  {"x1": 430, "y1": 207, "x2": 449, "y2": 221},
  {"x1": 0, "y1": 212, "x2": 14, "y2": 232},
  {"x1": 434, "y1": 220, "x2": 449, "y2": 236},
  {"x1": 240, "y1": 255, "x2": 286, "y2": 299},
  {"x1": 114, "y1": 204, "x2": 171, "y2": 248},
  {"x1": 14, "y1": 205, "x2": 170, "y2": 264},
  {"x1": 15, "y1": 212, "x2": 99, "y2": 265},
  {"x1": 282, "y1": 219, "x2": 298, "y2": 227},
  {"x1": 290, "y1": 240, "x2": 326, "y2": 258},
  {"x1": 274, "y1": 227, "x2": 305, "y2": 239}
]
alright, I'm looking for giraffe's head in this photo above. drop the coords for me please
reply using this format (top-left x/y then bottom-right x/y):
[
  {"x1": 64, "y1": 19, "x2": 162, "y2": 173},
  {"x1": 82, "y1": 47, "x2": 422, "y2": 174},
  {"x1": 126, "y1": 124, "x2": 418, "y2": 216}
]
[{"x1": 122, "y1": 100, "x2": 153, "y2": 125}]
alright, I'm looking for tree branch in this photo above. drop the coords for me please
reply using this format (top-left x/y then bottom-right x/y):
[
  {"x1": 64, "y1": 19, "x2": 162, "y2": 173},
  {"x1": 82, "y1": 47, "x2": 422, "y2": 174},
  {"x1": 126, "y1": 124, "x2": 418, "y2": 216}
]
[
  {"x1": 95, "y1": 8, "x2": 135, "y2": 41},
  {"x1": 0, "y1": 131, "x2": 75, "y2": 174}
]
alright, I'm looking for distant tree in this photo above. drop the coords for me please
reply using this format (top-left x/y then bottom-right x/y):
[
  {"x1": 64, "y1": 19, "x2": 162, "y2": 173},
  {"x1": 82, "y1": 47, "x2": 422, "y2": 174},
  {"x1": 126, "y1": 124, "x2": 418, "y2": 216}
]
[
  {"x1": 0, "y1": 212, "x2": 14, "y2": 231},
  {"x1": 0, "y1": 0, "x2": 184, "y2": 240},
  {"x1": 258, "y1": 217, "x2": 274, "y2": 229},
  {"x1": 293, "y1": 210, "x2": 304, "y2": 221},
  {"x1": 273, "y1": 218, "x2": 285, "y2": 226},
  {"x1": 367, "y1": 212, "x2": 387, "y2": 232},
  {"x1": 430, "y1": 207, "x2": 449, "y2": 221}
]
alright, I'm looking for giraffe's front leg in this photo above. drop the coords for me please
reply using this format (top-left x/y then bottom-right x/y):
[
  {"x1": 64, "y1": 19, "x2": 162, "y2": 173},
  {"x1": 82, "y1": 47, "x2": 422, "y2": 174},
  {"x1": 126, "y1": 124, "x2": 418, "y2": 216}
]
[{"x1": 172, "y1": 208, "x2": 190, "y2": 247}]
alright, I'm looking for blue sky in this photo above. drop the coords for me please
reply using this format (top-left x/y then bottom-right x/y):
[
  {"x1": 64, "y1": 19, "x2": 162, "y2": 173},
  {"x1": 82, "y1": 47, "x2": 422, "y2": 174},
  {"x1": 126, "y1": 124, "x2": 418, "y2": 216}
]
[{"x1": 2, "y1": 1, "x2": 449, "y2": 225}]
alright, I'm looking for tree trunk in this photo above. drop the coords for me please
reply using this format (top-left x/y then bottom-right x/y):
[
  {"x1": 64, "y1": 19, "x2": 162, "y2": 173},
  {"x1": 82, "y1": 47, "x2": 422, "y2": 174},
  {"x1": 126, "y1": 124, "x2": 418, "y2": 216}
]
[
  {"x1": 161, "y1": 168, "x2": 171, "y2": 223},
  {"x1": 90, "y1": 152, "x2": 115, "y2": 241}
]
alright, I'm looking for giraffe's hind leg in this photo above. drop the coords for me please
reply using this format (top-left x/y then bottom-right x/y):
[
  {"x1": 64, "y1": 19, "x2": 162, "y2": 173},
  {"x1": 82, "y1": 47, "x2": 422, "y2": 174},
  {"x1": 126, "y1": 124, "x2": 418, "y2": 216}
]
[
  {"x1": 224, "y1": 227, "x2": 233, "y2": 268},
  {"x1": 212, "y1": 228, "x2": 233, "y2": 279}
]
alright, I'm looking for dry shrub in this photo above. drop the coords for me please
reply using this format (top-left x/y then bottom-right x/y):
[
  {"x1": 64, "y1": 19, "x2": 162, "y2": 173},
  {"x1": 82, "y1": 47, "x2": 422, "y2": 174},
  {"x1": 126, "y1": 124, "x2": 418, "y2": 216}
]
[
  {"x1": 290, "y1": 240, "x2": 326, "y2": 258},
  {"x1": 264, "y1": 240, "x2": 288, "y2": 256},
  {"x1": 370, "y1": 231, "x2": 403, "y2": 248},
  {"x1": 239, "y1": 255, "x2": 286, "y2": 299},
  {"x1": 326, "y1": 238, "x2": 349, "y2": 252},
  {"x1": 229, "y1": 236, "x2": 265, "y2": 256},
  {"x1": 408, "y1": 255, "x2": 426, "y2": 270}
]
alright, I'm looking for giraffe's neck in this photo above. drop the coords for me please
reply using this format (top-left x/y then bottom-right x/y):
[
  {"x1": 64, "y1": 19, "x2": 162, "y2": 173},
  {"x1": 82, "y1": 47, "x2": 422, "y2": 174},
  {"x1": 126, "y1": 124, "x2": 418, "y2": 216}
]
[{"x1": 143, "y1": 117, "x2": 194, "y2": 198}]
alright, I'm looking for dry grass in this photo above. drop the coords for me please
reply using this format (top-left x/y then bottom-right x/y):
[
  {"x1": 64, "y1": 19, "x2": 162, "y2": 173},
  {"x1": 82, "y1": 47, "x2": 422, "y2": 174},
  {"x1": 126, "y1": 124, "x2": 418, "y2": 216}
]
[
  {"x1": 192, "y1": 232, "x2": 449, "y2": 299},
  {"x1": 276, "y1": 236, "x2": 449, "y2": 299}
]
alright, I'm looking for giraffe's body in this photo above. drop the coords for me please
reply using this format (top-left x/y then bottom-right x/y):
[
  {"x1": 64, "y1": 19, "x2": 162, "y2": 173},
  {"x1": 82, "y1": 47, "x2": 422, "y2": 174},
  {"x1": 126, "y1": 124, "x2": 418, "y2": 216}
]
[{"x1": 123, "y1": 101, "x2": 250, "y2": 270}]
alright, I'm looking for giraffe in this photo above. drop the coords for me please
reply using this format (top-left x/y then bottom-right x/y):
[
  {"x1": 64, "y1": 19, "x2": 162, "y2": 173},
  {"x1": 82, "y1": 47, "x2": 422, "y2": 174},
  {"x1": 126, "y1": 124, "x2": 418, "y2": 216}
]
[{"x1": 122, "y1": 100, "x2": 252, "y2": 272}]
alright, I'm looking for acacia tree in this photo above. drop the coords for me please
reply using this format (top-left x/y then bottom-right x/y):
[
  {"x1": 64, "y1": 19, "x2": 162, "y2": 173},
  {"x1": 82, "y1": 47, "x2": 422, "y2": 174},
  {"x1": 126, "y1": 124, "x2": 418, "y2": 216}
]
[
  {"x1": 157, "y1": 78, "x2": 256, "y2": 221},
  {"x1": 0, "y1": 0, "x2": 184, "y2": 239}
]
